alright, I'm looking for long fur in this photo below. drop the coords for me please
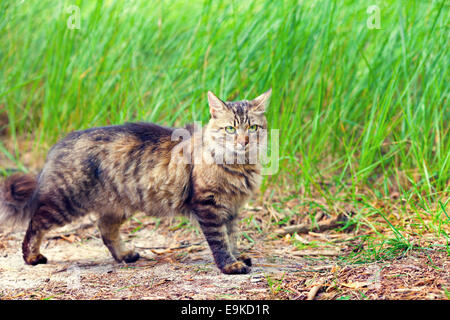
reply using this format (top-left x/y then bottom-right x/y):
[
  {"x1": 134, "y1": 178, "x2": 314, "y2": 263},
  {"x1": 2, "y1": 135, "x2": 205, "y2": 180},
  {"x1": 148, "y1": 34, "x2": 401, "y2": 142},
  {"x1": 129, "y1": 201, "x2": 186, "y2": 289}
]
[
  {"x1": 0, "y1": 173, "x2": 37, "y2": 227},
  {"x1": 0, "y1": 90, "x2": 271, "y2": 274}
]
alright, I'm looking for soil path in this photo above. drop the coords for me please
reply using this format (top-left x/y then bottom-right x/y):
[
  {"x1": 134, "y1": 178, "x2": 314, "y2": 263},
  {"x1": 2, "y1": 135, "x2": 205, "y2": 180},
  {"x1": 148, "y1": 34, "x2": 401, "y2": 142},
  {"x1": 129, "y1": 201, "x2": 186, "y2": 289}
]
[{"x1": 0, "y1": 214, "x2": 448, "y2": 300}]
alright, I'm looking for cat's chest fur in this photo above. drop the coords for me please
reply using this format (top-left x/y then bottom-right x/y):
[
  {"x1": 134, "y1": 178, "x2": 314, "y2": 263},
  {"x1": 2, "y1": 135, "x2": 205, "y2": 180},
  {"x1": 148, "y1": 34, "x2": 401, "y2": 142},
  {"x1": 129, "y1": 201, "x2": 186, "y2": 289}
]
[{"x1": 188, "y1": 162, "x2": 261, "y2": 212}]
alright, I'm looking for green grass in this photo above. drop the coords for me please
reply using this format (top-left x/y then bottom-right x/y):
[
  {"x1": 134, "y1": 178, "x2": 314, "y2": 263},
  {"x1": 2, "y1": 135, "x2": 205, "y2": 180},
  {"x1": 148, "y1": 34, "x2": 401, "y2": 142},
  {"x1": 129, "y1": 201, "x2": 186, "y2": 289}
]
[
  {"x1": 342, "y1": 236, "x2": 412, "y2": 264},
  {"x1": 265, "y1": 272, "x2": 288, "y2": 296},
  {"x1": 0, "y1": 1, "x2": 448, "y2": 240}
]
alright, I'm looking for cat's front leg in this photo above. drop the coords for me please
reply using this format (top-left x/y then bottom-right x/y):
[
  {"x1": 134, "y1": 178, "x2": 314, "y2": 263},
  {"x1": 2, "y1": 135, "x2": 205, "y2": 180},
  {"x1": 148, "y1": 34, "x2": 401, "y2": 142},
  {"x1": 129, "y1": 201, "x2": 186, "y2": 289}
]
[
  {"x1": 200, "y1": 221, "x2": 250, "y2": 274},
  {"x1": 226, "y1": 218, "x2": 252, "y2": 267},
  {"x1": 194, "y1": 208, "x2": 250, "y2": 274}
]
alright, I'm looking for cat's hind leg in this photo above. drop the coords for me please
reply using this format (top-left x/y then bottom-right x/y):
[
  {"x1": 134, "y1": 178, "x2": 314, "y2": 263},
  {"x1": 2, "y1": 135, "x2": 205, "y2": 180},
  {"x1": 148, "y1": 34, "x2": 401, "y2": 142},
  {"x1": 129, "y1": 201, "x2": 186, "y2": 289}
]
[
  {"x1": 22, "y1": 225, "x2": 48, "y2": 265},
  {"x1": 98, "y1": 214, "x2": 140, "y2": 263},
  {"x1": 22, "y1": 197, "x2": 71, "y2": 265}
]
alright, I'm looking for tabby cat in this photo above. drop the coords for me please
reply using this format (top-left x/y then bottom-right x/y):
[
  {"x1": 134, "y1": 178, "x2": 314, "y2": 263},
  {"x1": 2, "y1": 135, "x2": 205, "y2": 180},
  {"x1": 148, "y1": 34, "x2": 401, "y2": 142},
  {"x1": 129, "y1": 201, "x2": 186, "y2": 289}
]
[{"x1": 0, "y1": 89, "x2": 271, "y2": 274}]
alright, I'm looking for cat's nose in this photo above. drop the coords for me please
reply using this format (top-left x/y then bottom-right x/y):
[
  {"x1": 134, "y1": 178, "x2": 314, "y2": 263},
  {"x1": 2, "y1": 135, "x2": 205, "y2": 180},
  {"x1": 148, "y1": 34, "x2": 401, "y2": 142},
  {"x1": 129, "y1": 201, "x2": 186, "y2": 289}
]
[{"x1": 237, "y1": 136, "x2": 249, "y2": 149}]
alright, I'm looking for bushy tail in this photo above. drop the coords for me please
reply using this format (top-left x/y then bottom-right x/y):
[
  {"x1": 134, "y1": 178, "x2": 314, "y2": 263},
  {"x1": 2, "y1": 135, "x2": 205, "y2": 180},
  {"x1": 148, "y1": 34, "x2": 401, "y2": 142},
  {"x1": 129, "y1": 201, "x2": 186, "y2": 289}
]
[{"x1": 0, "y1": 173, "x2": 37, "y2": 227}]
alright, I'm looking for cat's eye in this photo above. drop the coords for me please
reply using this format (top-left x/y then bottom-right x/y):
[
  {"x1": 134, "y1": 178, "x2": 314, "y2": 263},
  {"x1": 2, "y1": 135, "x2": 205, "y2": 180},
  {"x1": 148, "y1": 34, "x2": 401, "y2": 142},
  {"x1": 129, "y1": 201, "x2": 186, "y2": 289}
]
[
  {"x1": 248, "y1": 125, "x2": 258, "y2": 132},
  {"x1": 225, "y1": 126, "x2": 236, "y2": 134}
]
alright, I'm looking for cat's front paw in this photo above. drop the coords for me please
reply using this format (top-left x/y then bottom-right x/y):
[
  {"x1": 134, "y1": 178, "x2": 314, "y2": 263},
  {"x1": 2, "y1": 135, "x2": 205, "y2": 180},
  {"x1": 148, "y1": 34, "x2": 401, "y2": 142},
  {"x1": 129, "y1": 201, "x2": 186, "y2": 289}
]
[
  {"x1": 237, "y1": 253, "x2": 252, "y2": 267},
  {"x1": 122, "y1": 252, "x2": 140, "y2": 263},
  {"x1": 222, "y1": 261, "x2": 251, "y2": 274}
]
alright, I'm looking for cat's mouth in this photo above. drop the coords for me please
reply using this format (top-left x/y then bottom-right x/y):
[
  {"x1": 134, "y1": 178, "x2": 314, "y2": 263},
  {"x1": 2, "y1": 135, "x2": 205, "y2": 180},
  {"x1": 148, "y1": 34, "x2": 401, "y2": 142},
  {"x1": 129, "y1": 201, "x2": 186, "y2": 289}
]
[
  {"x1": 209, "y1": 142, "x2": 261, "y2": 164},
  {"x1": 226, "y1": 142, "x2": 261, "y2": 153},
  {"x1": 227, "y1": 145, "x2": 260, "y2": 161},
  {"x1": 233, "y1": 149, "x2": 247, "y2": 157},
  {"x1": 235, "y1": 144, "x2": 247, "y2": 153}
]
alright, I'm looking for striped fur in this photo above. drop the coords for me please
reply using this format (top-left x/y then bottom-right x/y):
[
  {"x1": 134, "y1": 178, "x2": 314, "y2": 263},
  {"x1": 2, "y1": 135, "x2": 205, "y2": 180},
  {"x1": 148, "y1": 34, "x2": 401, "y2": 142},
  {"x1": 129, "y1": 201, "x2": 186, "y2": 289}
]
[{"x1": 0, "y1": 90, "x2": 271, "y2": 274}]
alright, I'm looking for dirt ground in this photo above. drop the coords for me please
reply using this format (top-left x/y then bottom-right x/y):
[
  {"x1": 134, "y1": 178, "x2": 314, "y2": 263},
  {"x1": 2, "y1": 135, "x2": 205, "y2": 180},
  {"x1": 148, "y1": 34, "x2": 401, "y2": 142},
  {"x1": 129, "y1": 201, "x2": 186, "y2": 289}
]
[{"x1": 0, "y1": 212, "x2": 448, "y2": 300}]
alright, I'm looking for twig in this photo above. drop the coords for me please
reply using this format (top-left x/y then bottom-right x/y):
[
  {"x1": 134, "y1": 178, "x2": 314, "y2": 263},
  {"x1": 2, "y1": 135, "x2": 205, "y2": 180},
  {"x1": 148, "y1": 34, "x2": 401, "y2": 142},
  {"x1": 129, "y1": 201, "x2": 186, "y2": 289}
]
[
  {"x1": 255, "y1": 263, "x2": 335, "y2": 272},
  {"x1": 292, "y1": 249, "x2": 341, "y2": 256},
  {"x1": 52, "y1": 261, "x2": 105, "y2": 274},
  {"x1": 274, "y1": 215, "x2": 349, "y2": 236},
  {"x1": 48, "y1": 223, "x2": 95, "y2": 238},
  {"x1": 307, "y1": 278, "x2": 326, "y2": 300},
  {"x1": 135, "y1": 240, "x2": 205, "y2": 251}
]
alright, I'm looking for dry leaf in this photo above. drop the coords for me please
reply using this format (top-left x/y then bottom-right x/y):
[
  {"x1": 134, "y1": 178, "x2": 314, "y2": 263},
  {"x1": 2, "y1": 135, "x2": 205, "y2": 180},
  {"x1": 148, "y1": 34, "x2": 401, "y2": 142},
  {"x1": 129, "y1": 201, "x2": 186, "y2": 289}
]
[
  {"x1": 61, "y1": 234, "x2": 76, "y2": 243},
  {"x1": 341, "y1": 281, "x2": 371, "y2": 289},
  {"x1": 293, "y1": 233, "x2": 310, "y2": 244},
  {"x1": 283, "y1": 234, "x2": 291, "y2": 243},
  {"x1": 186, "y1": 245, "x2": 205, "y2": 253},
  {"x1": 150, "y1": 248, "x2": 173, "y2": 255}
]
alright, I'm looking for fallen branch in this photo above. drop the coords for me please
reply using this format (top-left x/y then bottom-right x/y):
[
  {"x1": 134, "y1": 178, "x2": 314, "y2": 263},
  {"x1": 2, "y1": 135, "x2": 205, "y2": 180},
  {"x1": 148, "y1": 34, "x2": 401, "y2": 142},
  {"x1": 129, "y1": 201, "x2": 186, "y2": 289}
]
[{"x1": 274, "y1": 215, "x2": 349, "y2": 236}]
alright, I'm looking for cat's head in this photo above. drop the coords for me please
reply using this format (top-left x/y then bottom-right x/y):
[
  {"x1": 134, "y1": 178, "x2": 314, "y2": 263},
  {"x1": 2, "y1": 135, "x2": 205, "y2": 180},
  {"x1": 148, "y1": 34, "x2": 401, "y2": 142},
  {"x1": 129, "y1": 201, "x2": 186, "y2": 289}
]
[{"x1": 204, "y1": 89, "x2": 271, "y2": 164}]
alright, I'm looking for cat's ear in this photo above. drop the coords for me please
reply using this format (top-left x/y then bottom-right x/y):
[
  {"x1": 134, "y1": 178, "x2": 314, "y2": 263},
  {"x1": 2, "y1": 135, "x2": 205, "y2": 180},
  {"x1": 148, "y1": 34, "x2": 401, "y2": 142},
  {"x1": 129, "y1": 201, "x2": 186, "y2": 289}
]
[
  {"x1": 250, "y1": 88, "x2": 272, "y2": 113},
  {"x1": 207, "y1": 91, "x2": 228, "y2": 118}
]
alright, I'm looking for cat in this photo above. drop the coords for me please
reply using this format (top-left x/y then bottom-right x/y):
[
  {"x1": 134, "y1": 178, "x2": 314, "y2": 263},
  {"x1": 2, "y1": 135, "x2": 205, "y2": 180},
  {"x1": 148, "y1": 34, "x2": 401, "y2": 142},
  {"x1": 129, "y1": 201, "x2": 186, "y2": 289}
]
[{"x1": 0, "y1": 89, "x2": 271, "y2": 274}]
